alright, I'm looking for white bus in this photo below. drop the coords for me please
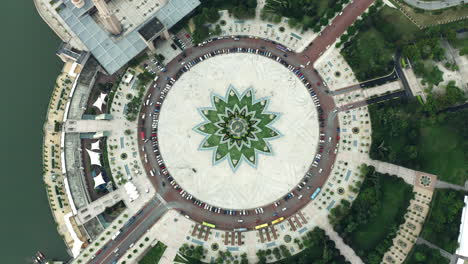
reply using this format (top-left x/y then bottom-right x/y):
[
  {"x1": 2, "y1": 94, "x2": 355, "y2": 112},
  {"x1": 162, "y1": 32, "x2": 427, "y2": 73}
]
[{"x1": 111, "y1": 230, "x2": 121, "y2": 240}]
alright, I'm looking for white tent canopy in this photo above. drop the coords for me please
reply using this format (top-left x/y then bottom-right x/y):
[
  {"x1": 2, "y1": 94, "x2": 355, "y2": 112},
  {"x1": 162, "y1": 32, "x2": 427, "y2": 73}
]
[
  {"x1": 86, "y1": 149, "x2": 101, "y2": 167},
  {"x1": 93, "y1": 172, "x2": 106, "y2": 188},
  {"x1": 92, "y1": 93, "x2": 107, "y2": 111},
  {"x1": 90, "y1": 140, "x2": 100, "y2": 151},
  {"x1": 123, "y1": 73, "x2": 134, "y2": 84},
  {"x1": 124, "y1": 182, "x2": 139, "y2": 201}
]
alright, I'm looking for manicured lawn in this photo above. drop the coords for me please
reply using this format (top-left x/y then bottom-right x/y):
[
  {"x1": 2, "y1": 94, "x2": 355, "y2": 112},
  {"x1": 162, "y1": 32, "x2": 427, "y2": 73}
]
[
  {"x1": 418, "y1": 125, "x2": 467, "y2": 185},
  {"x1": 316, "y1": 0, "x2": 331, "y2": 18},
  {"x1": 174, "y1": 254, "x2": 187, "y2": 263},
  {"x1": 342, "y1": 28, "x2": 394, "y2": 81},
  {"x1": 369, "y1": 100, "x2": 467, "y2": 185},
  {"x1": 139, "y1": 242, "x2": 167, "y2": 264},
  {"x1": 378, "y1": 7, "x2": 421, "y2": 44},
  {"x1": 341, "y1": 6, "x2": 423, "y2": 81},
  {"x1": 275, "y1": 227, "x2": 348, "y2": 264},
  {"x1": 350, "y1": 175, "x2": 413, "y2": 250},
  {"x1": 333, "y1": 166, "x2": 413, "y2": 263},
  {"x1": 405, "y1": 244, "x2": 449, "y2": 264}
]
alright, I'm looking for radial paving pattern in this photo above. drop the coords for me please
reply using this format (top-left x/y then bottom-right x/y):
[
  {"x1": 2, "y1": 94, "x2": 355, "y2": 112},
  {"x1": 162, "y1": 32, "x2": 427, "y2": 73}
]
[
  {"x1": 158, "y1": 53, "x2": 319, "y2": 209},
  {"x1": 194, "y1": 85, "x2": 282, "y2": 171}
]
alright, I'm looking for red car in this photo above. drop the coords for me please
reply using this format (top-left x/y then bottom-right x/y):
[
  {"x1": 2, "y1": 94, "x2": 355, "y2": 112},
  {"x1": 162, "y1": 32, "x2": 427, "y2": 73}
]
[{"x1": 316, "y1": 82, "x2": 321, "y2": 86}]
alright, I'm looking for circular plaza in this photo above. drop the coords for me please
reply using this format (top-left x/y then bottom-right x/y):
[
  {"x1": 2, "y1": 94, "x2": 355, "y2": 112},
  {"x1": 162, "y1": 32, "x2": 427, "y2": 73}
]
[{"x1": 158, "y1": 53, "x2": 320, "y2": 209}]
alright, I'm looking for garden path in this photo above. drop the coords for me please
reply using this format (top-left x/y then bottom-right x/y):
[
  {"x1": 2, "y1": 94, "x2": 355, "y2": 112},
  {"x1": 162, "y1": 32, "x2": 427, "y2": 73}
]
[
  {"x1": 320, "y1": 221, "x2": 365, "y2": 264},
  {"x1": 416, "y1": 237, "x2": 454, "y2": 261}
]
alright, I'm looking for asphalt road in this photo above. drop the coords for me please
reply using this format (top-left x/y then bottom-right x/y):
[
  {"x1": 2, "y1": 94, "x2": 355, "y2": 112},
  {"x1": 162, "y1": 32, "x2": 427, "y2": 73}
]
[{"x1": 89, "y1": 197, "x2": 172, "y2": 264}]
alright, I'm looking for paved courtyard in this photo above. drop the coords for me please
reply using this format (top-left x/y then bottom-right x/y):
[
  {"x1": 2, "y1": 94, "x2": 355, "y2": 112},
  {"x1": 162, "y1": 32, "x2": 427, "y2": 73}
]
[{"x1": 158, "y1": 53, "x2": 319, "y2": 209}]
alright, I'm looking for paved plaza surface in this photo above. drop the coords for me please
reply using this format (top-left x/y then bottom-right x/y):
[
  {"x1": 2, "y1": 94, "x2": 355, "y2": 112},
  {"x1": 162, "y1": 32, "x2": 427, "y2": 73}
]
[{"x1": 158, "y1": 53, "x2": 319, "y2": 209}]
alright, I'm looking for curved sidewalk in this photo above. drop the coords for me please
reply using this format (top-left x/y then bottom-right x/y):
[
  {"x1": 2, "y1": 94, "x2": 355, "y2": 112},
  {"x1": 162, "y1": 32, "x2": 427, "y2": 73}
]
[
  {"x1": 320, "y1": 221, "x2": 365, "y2": 264},
  {"x1": 401, "y1": 0, "x2": 466, "y2": 10}
]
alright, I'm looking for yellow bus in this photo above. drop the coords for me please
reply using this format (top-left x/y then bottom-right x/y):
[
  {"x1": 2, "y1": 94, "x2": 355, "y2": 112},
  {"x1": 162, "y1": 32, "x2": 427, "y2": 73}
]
[
  {"x1": 202, "y1": 222, "x2": 216, "y2": 228},
  {"x1": 254, "y1": 223, "x2": 269, "y2": 230},
  {"x1": 271, "y1": 217, "x2": 284, "y2": 225}
]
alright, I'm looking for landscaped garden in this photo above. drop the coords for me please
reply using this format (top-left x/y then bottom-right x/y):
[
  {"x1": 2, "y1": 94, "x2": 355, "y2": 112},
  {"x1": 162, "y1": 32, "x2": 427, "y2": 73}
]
[
  {"x1": 271, "y1": 227, "x2": 350, "y2": 264},
  {"x1": 339, "y1": 3, "x2": 467, "y2": 83},
  {"x1": 339, "y1": 4, "x2": 421, "y2": 81},
  {"x1": 329, "y1": 165, "x2": 413, "y2": 264},
  {"x1": 262, "y1": 0, "x2": 350, "y2": 32},
  {"x1": 139, "y1": 242, "x2": 167, "y2": 264},
  {"x1": 421, "y1": 189, "x2": 466, "y2": 253},
  {"x1": 185, "y1": 0, "x2": 258, "y2": 44},
  {"x1": 369, "y1": 98, "x2": 467, "y2": 185}
]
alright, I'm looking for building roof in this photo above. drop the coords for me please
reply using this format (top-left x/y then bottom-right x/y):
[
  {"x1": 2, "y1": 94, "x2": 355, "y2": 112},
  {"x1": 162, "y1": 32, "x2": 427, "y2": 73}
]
[
  {"x1": 58, "y1": 0, "x2": 200, "y2": 74},
  {"x1": 457, "y1": 196, "x2": 468, "y2": 257},
  {"x1": 138, "y1": 17, "x2": 165, "y2": 41}
]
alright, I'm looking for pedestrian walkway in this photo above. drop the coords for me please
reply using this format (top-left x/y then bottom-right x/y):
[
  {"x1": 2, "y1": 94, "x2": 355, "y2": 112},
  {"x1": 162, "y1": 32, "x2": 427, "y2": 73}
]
[
  {"x1": 76, "y1": 188, "x2": 124, "y2": 224},
  {"x1": 401, "y1": 0, "x2": 465, "y2": 10},
  {"x1": 42, "y1": 65, "x2": 87, "y2": 257},
  {"x1": 403, "y1": 67, "x2": 426, "y2": 101},
  {"x1": 382, "y1": 185, "x2": 434, "y2": 264},
  {"x1": 158, "y1": 246, "x2": 178, "y2": 264},
  {"x1": 314, "y1": 46, "x2": 359, "y2": 90},
  {"x1": 435, "y1": 180, "x2": 468, "y2": 191},
  {"x1": 339, "y1": 152, "x2": 417, "y2": 185},
  {"x1": 320, "y1": 221, "x2": 364, "y2": 264},
  {"x1": 64, "y1": 119, "x2": 129, "y2": 133},
  {"x1": 416, "y1": 237, "x2": 453, "y2": 260}
]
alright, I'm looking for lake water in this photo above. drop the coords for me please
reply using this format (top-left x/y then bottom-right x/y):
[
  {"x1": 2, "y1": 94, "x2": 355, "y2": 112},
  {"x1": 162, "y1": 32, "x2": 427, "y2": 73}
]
[{"x1": 0, "y1": 1, "x2": 70, "y2": 263}]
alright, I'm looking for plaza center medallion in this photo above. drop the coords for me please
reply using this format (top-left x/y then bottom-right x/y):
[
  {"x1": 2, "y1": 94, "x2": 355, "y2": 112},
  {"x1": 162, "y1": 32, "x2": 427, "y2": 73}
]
[{"x1": 195, "y1": 86, "x2": 282, "y2": 171}]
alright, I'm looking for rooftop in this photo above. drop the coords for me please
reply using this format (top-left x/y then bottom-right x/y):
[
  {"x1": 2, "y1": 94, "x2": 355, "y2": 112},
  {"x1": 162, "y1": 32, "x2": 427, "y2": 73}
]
[
  {"x1": 57, "y1": 0, "x2": 200, "y2": 74},
  {"x1": 138, "y1": 17, "x2": 165, "y2": 41}
]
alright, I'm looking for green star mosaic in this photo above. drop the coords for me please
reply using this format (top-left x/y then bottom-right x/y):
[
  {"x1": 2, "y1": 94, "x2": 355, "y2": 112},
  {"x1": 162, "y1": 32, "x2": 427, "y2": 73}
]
[{"x1": 194, "y1": 85, "x2": 282, "y2": 171}]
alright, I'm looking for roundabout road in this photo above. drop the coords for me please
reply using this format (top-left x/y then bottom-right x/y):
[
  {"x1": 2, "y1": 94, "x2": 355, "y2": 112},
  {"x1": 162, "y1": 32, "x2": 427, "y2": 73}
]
[{"x1": 139, "y1": 37, "x2": 340, "y2": 230}]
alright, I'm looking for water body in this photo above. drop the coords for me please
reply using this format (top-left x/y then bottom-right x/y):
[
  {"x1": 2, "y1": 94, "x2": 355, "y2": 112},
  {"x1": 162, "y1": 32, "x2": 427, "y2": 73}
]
[{"x1": 0, "y1": 1, "x2": 69, "y2": 263}]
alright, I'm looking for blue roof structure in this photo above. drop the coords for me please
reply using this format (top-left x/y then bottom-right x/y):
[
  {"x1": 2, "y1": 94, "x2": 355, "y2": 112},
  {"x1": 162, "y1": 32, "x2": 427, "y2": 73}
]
[{"x1": 58, "y1": 0, "x2": 200, "y2": 74}]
